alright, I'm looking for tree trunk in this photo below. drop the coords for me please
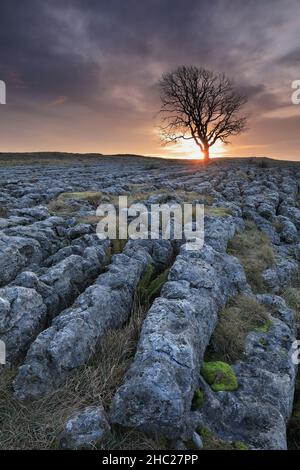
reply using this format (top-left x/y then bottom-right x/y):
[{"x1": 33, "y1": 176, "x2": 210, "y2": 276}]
[{"x1": 203, "y1": 145, "x2": 209, "y2": 162}]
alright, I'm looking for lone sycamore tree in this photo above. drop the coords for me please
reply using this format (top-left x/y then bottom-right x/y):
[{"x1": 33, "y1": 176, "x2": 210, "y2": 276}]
[{"x1": 159, "y1": 66, "x2": 248, "y2": 161}]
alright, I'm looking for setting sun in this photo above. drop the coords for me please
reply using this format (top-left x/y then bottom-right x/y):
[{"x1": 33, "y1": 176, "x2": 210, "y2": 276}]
[{"x1": 166, "y1": 139, "x2": 226, "y2": 159}]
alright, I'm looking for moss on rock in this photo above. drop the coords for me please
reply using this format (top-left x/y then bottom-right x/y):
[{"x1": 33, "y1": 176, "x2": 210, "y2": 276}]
[
  {"x1": 196, "y1": 426, "x2": 248, "y2": 450},
  {"x1": 201, "y1": 361, "x2": 238, "y2": 392},
  {"x1": 234, "y1": 441, "x2": 249, "y2": 450},
  {"x1": 191, "y1": 389, "x2": 204, "y2": 410}
]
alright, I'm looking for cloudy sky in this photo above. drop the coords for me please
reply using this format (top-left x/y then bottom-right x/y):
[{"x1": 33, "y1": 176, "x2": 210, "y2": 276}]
[{"x1": 0, "y1": 0, "x2": 300, "y2": 159}]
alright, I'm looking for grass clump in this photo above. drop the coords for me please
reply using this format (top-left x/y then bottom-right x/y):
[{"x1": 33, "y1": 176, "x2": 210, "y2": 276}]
[
  {"x1": 110, "y1": 239, "x2": 128, "y2": 255},
  {"x1": 201, "y1": 361, "x2": 238, "y2": 392},
  {"x1": 283, "y1": 286, "x2": 300, "y2": 332},
  {"x1": 136, "y1": 264, "x2": 156, "y2": 303},
  {"x1": 137, "y1": 265, "x2": 169, "y2": 305},
  {"x1": 129, "y1": 187, "x2": 213, "y2": 205},
  {"x1": 144, "y1": 269, "x2": 169, "y2": 304},
  {"x1": 48, "y1": 191, "x2": 103, "y2": 217},
  {"x1": 208, "y1": 294, "x2": 270, "y2": 362},
  {"x1": 57, "y1": 191, "x2": 102, "y2": 206},
  {"x1": 227, "y1": 220, "x2": 275, "y2": 293},
  {"x1": 205, "y1": 206, "x2": 233, "y2": 217},
  {"x1": 0, "y1": 205, "x2": 8, "y2": 218}
]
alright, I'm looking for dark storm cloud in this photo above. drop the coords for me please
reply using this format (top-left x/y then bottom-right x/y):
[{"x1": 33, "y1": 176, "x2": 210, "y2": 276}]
[
  {"x1": 0, "y1": 0, "x2": 300, "y2": 157},
  {"x1": 278, "y1": 48, "x2": 300, "y2": 66},
  {"x1": 0, "y1": 0, "x2": 292, "y2": 103}
]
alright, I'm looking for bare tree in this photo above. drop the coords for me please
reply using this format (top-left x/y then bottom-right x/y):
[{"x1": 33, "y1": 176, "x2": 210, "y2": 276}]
[{"x1": 159, "y1": 66, "x2": 248, "y2": 161}]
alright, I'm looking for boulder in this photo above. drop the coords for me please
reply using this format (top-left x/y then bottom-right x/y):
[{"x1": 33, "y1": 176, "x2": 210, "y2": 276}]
[
  {"x1": 59, "y1": 406, "x2": 110, "y2": 449},
  {"x1": 0, "y1": 286, "x2": 47, "y2": 364}
]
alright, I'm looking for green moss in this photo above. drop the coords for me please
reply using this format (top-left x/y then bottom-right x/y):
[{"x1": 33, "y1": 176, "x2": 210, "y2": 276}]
[
  {"x1": 201, "y1": 361, "x2": 238, "y2": 392},
  {"x1": 196, "y1": 426, "x2": 238, "y2": 450},
  {"x1": 234, "y1": 441, "x2": 249, "y2": 450},
  {"x1": 254, "y1": 319, "x2": 272, "y2": 333},
  {"x1": 191, "y1": 389, "x2": 204, "y2": 410},
  {"x1": 259, "y1": 338, "x2": 268, "y2": 347}
]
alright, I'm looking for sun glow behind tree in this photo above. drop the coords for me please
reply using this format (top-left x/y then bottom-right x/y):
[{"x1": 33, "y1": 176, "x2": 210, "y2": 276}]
[{"x1": 167, "y1": 138, "x2": 226, "y2": 159}]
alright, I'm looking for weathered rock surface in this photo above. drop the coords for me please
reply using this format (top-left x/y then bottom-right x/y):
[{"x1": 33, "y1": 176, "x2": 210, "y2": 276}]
[
  {"x1": 13, "y1": 240, "x2": 173, "y2": 398},
  {"x1": 110, "y1": 242, "x2": 249, "y2": 439},
  {"x1": 195, "y1": 295, "x2": 297, "y2": 450},
  {"x1": 0, "y1": 155, "x2": 299, "y2": 450},
  {"x1": 0, "y1": 286, "x2": 47, "y2": 363},
  {"x1": 59, "y1": 406, "x2": 110, "y2": 449},
  {"x1": 1, "y1": 244, "x2": 109, "y2": 365}
]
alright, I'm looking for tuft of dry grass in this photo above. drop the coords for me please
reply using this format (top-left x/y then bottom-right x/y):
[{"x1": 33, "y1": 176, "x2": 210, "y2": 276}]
[
  {"x1": 283, "y1": 286, "x2": 300, "y2": 333},
  {"x1": 227, "y1": 220, "x2": 275, "y2": 293},
  {"x1": 0, "y1": 296, "x2": 165, "y2": 450},
  {"x1": 129, "y1": 186, "x2": 214, "y2": 205},
  {"x1": 205, "y1": 206, "x2": 233, "y2": 217},
  {"x1": 0, "y1": 206, "x2": 8, "y2": 218},
  {"x1": 207, "y1": 294, "x2": 270, "y2": 363},
  {"x1": 48, "y1": 191, "x2": 103, "y2": 217}
]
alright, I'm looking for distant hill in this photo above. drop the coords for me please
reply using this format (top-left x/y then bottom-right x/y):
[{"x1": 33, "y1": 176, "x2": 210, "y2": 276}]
[{"x1": 0, "y1": 151, "x2": 299, "y2": 168}]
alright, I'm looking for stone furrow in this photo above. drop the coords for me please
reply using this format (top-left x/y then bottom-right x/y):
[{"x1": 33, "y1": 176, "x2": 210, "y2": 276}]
[
  {"x1": 197, "y1": 295, "x2": 297, "y2": 449},
  {"x1": 110, "y1": 234, "x2": 249, "y2": 439},
  {"x1": 13, "y1": 239, "x2": 173, "y2": 399},
  {"x1": 0, "y1": 243, "x2": 109, "y2": 365}
]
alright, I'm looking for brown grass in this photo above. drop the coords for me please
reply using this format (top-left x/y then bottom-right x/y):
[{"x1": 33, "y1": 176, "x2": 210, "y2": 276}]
[
  {"x1": 227, "y1": 220, "x2": 275, "y2": 293},
  {"x1": 207, "y1": 294, "x2": 270, "y2": 363},
  {"x1": 48, "y1": 191, "x2": 103, "y2": 217},
  {"x1": 129, "y1": 186, "x2": 214, "y2": 205},
  {"x1": 205, "y1": 206, "x2": 233, "y2": 217},
  {"x1": 0, "y1": 296, "x2": 165, "y2": 450},
  {"x1": 283, "y1": 285, "x2": 300, "y2": 333},
  {"x1": 0, "y1": 206, "x2": 8, "y2": 218}
]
